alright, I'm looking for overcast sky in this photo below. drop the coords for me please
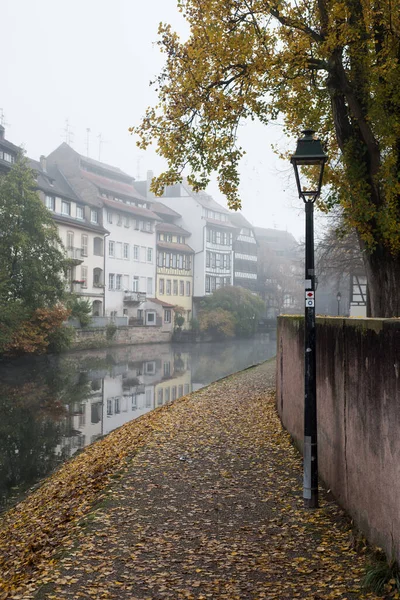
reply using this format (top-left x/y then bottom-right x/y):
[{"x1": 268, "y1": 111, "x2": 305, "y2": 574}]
[{"x1": 2, "y1": 0, "x2": 328, "y2": 241}]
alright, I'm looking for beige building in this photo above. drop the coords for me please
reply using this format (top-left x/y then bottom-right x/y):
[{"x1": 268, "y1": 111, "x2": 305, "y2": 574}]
[{"x1": 155, "y1": 220, "x2": 194, "y2": 328}]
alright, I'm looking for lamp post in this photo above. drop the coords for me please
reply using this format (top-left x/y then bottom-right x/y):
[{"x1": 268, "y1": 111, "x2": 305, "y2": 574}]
[
  {"x1": 336, "y1": 291, "x2": 341, "y2": 316},
  {"x1": 291, "y1": 129, "x2": 327, "y2": 509}
]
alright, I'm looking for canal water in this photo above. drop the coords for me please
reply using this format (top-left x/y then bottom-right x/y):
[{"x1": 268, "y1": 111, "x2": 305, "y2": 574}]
[{"x1": 0, "y1": 334, "x2": 276, "y2": 509}]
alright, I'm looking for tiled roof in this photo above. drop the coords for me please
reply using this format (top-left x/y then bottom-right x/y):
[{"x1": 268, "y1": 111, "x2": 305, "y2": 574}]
[
  {"x1": 147, "y1": 298, "x2": 176, "y2": 308},
  {"x1": 103, "y1": 197, "x2": 161, "y2": 220},
  {"x1": 80, "y1": 170, "x2": 146, "y2": 201},
  {"x1": 205, "y1": 217, "x2": 237, "y2": 229},
  {"x1": 156, "y1": 222, "x2": 191, "y2": 236},
  {"x1": 52, "y1": 213, "x2": 109, "y2": 234},
  {"x1": 28, "y1": 159, "x2": 81, "y2": 202},
  {"x1": 80, "y1": 155, "x2": 131, "y2": 178},
  {"x1": 228, "y1": 211, "x2": 254, "y2": 230},
  {"x1": 151, "y1": 201, "x2": 181, "y2": 218},
  {"x1": 157, "y1": 241, "x2": 195, "y2": 253}
]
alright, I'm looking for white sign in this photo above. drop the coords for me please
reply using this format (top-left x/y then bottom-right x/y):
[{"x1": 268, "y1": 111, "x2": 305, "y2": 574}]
[
  {"x1": 305, "y1": 291, "x2": 315, "y2": 299},
  {"x1": 306, "y1": 299, "x2": 315, "y2": 307},
  {"x1": 305, "y1": 279, "x2": 312, "y2": 289}
]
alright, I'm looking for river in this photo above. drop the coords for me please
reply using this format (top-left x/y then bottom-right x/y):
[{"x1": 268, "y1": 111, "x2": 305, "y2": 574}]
[{"x1": 0, "y1": 333, "x2": 276, "y2": 509}]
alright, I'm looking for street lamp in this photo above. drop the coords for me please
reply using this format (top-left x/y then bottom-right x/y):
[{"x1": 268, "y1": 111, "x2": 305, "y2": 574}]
[
  {"x1": 291, "y1": 129, "x2": 327, "y2": 509},
  {"x1": 336, "y1": 291, "x2": 341, "y2": 316}
]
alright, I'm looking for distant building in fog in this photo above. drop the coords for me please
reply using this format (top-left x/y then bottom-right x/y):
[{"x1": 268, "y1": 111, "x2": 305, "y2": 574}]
[{"x1": 228, "y1": 212, "x2": 258, "y2": 292}]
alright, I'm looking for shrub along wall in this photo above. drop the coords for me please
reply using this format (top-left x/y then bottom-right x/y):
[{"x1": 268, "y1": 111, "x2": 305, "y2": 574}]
[{"x1": 277, "y1": 316, "x2": 400, "y2": 563}]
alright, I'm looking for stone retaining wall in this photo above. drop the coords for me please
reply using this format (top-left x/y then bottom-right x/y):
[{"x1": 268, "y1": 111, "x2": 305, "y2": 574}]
[
  {"x1": 277, "y1": 316, "x2": 400, "y2": 563},
  {"x1": 72, "y1": 326, "x2": 172, "y2": 349}
]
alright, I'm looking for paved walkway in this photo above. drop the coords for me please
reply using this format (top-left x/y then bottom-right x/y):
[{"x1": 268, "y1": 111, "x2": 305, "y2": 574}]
[{"x1": 3, "y1": 360, "x2": 377, "y2": 599}]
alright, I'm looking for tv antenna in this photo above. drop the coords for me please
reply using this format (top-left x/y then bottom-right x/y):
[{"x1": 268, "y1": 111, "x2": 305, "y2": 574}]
[
  {"x1": 63, "y1": 118, "x2": 74, "y2": 145},
  {"x1": 0, "y1": 109, "x2": 10, "y2": 128},
  {"x1": 86, "y1": 128, "x2": 91, "y2": 157},
  {"x1": 97, "y1": 133, "x2": 108, "y2": 161}
]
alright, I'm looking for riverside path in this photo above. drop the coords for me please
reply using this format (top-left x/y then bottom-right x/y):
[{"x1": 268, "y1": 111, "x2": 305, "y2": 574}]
[{"x1": 0, "y1": 359, "x2": 378, "y2": 599}]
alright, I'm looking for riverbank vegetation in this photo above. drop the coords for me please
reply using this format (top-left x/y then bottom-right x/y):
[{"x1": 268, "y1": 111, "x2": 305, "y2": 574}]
[
  {"x1": 198, "y1": 286, "x2": 265, "y2": 339},
  {"x1": 0, "y1": 159, "x2": 71, "y2": 356}
]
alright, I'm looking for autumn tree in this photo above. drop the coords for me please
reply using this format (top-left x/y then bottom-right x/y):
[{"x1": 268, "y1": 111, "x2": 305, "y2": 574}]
[
  {"x1": 0, "y1": 158, "x2": 69, "y2": 351},
  {"x1": 134, "y1": 0, "x2": 400, "y2": 317},
  {"x1": 200, "y1": 285, "x2": 265, "y2": 336}
]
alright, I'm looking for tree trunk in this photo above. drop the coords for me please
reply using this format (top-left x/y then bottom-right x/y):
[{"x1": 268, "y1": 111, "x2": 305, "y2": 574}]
[{"x1": 363, "y1": 247, "x2": 400, "y2": 317}]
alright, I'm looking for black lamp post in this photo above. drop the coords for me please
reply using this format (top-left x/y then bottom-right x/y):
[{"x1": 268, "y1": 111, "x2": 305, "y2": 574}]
[
  {"x1": 336, "y1": 291, "x2": 341, "y2": 316},
  {"x1": 291, "y1": 129, "x2": 327, "y2": 509}
]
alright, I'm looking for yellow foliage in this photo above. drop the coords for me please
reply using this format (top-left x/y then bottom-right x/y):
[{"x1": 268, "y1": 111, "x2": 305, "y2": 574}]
[{"x1": 133, "y1": 0, "x2": 400, "y2": 255}]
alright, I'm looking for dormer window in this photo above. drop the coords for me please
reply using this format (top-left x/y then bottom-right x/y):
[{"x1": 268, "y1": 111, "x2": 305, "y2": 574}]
[
  {"x1": 91, "y1": 209, "x2": 98, "y2": 223},
  {"x1": 76, "y1": 206, "x2": 84, "y2": 220},
  {"x1": 45, "y1": 195, "x2": 55, "y2": 211}
]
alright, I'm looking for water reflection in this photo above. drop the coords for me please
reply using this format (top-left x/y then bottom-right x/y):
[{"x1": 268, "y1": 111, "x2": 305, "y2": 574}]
[{"x1": 0, "y1": 334, "x2": 276, "y2": 508}]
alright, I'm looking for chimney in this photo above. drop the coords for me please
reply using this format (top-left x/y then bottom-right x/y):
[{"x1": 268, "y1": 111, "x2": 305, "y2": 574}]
[
  {"x1": 146, "y1": 170, "x2": 155, "y2": 198},
  {"x1": 40, "y1": 155, "x2": 47, "y2": 172},
  {"x1": 0, "y1": 125, "x2": 4, "y2": 140}
]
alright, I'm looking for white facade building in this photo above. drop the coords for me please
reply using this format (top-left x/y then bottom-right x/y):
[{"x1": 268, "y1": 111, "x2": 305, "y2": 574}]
[{"x1": 136, "y1": 180, "x2": 235, "y2": 299}]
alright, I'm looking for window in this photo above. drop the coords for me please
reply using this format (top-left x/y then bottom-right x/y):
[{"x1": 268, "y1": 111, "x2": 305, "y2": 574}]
[
  {"x1": 172, "y1": 386, "x2": 177, "y2": 401},
  {"x1": 123, "y1": 243, "x2": 129, "y2": 259},
  {"x1": 134, "y1": 245, "x2": 139, "y2": 261},
  {"x1": 76, "y1": 205, "x2": 84, "y2": 219},
  {"x1": 147, "y1": 248, "x2": 153, "y2": 262},
  {"x1": 166, "y1": 280, "x2": 171, "y2": 295},
  {"x1": 91, "y1": 209, "x2": 98, "y2": 223},
  {"x1": 117, "y1": 214, "x2": 122, "y2": 226},
  {"x1": 165, "y1": 388, "x2": 170, "y2": 402},
  {"x1": 157, "y1": 389, "x2": 163, "y2": 406},
  {"x1": 172, "y1": 254, "x2": 177, "y2": 269},
  {"x1": 81, "y1": 234, "x2": 88, "y2": 257},
  {"x1": 158, "y1": 252, "x2": 164, "y2": 267},
  {"x1": 180, "y1": 281, "x2": 184, "y2": 296},
  {"x1": 165, "y1": 253, "x2": 170, "y2": 268},
  {"x1": 206, "y1": 276, "x2": 210, "y2": 293},
  {"x1": 147, "y1": 312, "x2": 155, "y2": 323},
  {"x1": 163, "y1": 362, "x2": 171, "y2": 377},
  {"x1": 145, "y1": 390, "x2": 152, "y2": 407},
  {"x1": 178, "y1": 255, "x2": 183, "y2": 269},
  {"x1": 93, "y1": 237, "x2": 103, "y2": 256},
  {"x1": 178, "y1": 385, "x2": 183, "y2": 397},
  {"x1": 45, "y1": 195, "x2": 55, "y2": 211},
  {"x1": 216, "y1": 231, "x2": 221, "y2": 244},
  {"x1": 109, "y1": 274, "x2": 115, "y2": 289},
  {"x1": 93, "y1": 268, "x2": 103, "y2": 285},
  {"x1": 3, "y1": 152, "x2": 14, "y2": 163},
  {"x1": 145, "y1": 221, "x2": 151, "y2": 232},
  {"x1": 114, "y1": 398, "x2": 120, "y2": 414},
  {"x1": 81, "y1": 266, "x2": 88, "y2": 288},
  {"x1": 206, "y1": 252, "x2": 210, "y2": 268},
  {"x1": 158, "y1": 278, "x2": 165, "y2": 294},
  {"x1": 133, "y1": 276, "x2": 139, "y2": 291},
  {"x1": 107, "y1": 399, "x2": 113, "y2": 416},
  {"x1": 108, "y1": 240, "x2": 115, "y2": 257},
  {"x1": 173, "y1": 280, "x2": 178, "y2": 295},
  {"x1": 186, "y1": 281, "x2": 191, "y2": 296},
  {"x1": 67, "y1": 231, "x2": 74, "y2": 249},
  {"x1": 107, "y1": 211, "x2": 113, "y2": 224},
  {"x1": 61, "y1": 201, "x2": 70, "y2": 216},
  {"x1": 124, "y1": 216, "x2": 130, "y2": 228},
  {"x1": 164, "y1": 309, "x2": 171, "y2": 323},
  {"x1": 116, "y1": 274, "x2": 122, "y2": 290},
  {"x1": 147, "y1": 278, "x2": 153, "y2": 295}
]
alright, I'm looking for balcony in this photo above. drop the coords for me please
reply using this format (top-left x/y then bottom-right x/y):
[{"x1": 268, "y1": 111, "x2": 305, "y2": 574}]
[
  {"x1": 123, "y1": 292, "x2": 146, "y2": 304},
  {"x1": 66, "y1": 247, "x2": 84, "y2": 265}
]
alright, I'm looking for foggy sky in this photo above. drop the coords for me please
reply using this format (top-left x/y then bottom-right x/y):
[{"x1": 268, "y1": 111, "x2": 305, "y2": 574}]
[{"x1": 2, "y1": 0, "x2": 329, "y2": 241}]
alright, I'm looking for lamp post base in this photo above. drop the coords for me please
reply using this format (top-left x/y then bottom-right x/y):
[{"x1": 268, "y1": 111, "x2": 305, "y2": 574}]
[{"x1": 304, "y1": 496, "x2": 319, "y2": 509}]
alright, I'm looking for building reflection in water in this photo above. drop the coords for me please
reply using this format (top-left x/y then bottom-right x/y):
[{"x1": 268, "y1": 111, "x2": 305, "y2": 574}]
[{"x1": 0, "y1": 335, "x2": 275, "y2": 507}]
